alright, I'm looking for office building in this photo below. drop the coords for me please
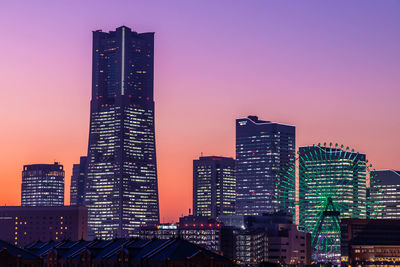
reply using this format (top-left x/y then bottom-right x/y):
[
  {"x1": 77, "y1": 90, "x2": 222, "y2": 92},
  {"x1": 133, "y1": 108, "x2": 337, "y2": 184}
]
[
  {"x1": 341, "y1": 218, "x2": 400, "y2": 266},
  {"x1": 219, "y1": 213, "x2": 311, "y2": 266},
  {"x1": 265, "y1": 221, "x2": 311, "y2": 265},
  {"x1": 193, "y1": 156, "x2": 235, "y2": 218},
  {"x1": 370, "y1": 169, "x2": 400, "y2": 219},
  {"x1": 231, "y1": 228, "x2": 265, "y2": 265},
  {"x1": 21, "y1": 162, "x2": 64, "y2": 206},
  {"x1": 139, "y1": 223, "x2": 179, "y2": 240},
  {"x1": 70, "y1": 156, "x2": 87, "y2": 206},
  {"x1": 235, "y1": 116, "x2": 295, "y2": 215},
  {"x1": 139, "y1": 215, "x2": 223, "y2": 253},
  {"x1": 178, "y1": 215, "x2": 222, "y2": 252},
  {"x1": 0, "y1": 206, "x2": 88, "y2": 247},
  {"x1": 85, "y1": 26, "x2": 159, "y2": 239}
]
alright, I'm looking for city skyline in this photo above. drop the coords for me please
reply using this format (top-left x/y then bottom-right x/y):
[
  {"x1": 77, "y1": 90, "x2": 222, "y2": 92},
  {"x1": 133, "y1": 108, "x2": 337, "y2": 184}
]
[{"x1": 0, "y1": 1, "x2": 399, "y2": 223}]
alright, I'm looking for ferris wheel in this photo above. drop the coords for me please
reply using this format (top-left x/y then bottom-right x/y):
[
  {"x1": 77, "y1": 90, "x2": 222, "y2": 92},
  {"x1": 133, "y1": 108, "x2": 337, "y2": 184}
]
[{"x1": 276, "y1": 143, "x2": 382, "y2": 263}]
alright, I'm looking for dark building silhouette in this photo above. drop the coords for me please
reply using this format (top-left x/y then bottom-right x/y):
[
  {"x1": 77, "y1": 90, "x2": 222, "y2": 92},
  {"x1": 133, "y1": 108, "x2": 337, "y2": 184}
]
[
  {"x1": 341, "y1": 218, "x2": 400, "y2": 266},
  {"x1": 0, "y1": 206, "x2": 87, "y2": 247},
  {"x1": 19, "y1": 238, "x2": 233, "y2": 266},
  {"x1": 0, "y1": 240, "x2": 42, "y2": 266},
  {"x1": 235, "y1": 116, "x2": 295, "y2": 215},
  {"x1": 21, "y1": 162, "x2": 64, "y2": 207},
  {"x1": 70, "y1": 156, "x2": 87, "y2": 206},
  {"x1": 193, "y1": 156, "x2": 235, "y2": 218},
  {"x1": 370, "y1": 169, "x2": 400, "y2": 219},
  {"x1": 85, "y1": 26, "x2": 159, "y2": 239}
]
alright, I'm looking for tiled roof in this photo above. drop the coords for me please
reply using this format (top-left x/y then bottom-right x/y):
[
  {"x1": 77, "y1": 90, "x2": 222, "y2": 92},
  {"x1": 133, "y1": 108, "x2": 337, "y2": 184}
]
[
  {"x1": 21, "y1": 238, "x2": 231, "y2": 263},
  {"x1": 0, "y1": 240, "x2": 40, "y2": 260}
]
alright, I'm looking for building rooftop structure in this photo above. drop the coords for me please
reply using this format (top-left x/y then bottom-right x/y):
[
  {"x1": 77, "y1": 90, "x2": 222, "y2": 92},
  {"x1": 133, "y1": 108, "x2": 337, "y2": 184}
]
[
  {"x1": 373, "y1": 170, "x2": 400, "y2": 185},
  {"x1": 18, "y1": 238, "x2": 232, "y2": 266},
  {"x1": 218, "y1": 211, "x2": 293, "y2": 230}
]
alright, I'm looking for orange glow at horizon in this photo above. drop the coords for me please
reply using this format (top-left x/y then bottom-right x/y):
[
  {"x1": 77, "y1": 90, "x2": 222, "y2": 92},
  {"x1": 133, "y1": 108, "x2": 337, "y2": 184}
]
[{"x1": 0, "y1": 1, "x2": 399, "y2": 223}]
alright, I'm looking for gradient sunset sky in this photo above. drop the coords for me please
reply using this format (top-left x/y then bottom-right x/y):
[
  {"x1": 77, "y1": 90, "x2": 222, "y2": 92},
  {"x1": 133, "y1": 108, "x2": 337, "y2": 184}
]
[{"x1": 0, "y1": 1, "x2": 399, "y2": 222}]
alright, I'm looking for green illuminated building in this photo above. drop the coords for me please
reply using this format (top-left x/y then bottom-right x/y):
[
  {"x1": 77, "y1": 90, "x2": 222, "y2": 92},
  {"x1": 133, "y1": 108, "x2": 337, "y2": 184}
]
[{"x1": 278, "y1": 143, "x2": 380, "y2": 264}]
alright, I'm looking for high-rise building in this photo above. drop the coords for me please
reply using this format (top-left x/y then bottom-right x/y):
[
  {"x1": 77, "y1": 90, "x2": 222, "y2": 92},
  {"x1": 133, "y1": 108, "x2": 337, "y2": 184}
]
[
  {"x1": 235, "y1": 116, "x2": 295, "y2": 215},
  {"x1": 370, "y1": 169, "x2": 400, "y2": 219},
  {"x1": 193, "y1": 156, "x2": 235, "y2": 218},
  {"x1": 21, "y1": 163, "x2": 64, "y2": 207},
  {"x1": 85, "y1": 26, "x2": 159, "y2": 239},
  {"x1": 70, "y1": 156, "x2": 87, "y2": 206}
]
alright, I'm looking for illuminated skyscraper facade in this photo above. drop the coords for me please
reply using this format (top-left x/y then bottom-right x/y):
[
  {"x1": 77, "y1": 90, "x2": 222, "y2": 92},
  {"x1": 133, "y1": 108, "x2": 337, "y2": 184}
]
[
  {"x1": 370, "y1": 170, "x2": 400, "y2": 219},
  {"x1": 70, "y1": 156, "x2": 87, "y2": 206},
  {"x1": 21, "y1": 162, "x2": 64, "y2": 206},
  {"x1": 85, "y1": 26, "x2": 159, "y2": 239},
  {"x1": 235, "y1": 116, "x2": 295, "y2": 215},
  {"x1": 193, "y1": 156, "x2": 235, "y2": 218}
]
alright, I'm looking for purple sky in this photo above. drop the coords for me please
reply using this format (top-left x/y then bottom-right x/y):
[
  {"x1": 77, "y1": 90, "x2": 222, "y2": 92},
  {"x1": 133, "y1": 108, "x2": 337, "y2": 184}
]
[{"x1": 0, "y1": 0, "x2": 399, "y2": 221}]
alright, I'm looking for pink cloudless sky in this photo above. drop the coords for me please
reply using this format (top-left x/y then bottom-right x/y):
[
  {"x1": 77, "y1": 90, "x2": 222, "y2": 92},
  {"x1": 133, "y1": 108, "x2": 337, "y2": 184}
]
[{"x1": 0, "y1": 0, "x2": 399, "y2": 222}]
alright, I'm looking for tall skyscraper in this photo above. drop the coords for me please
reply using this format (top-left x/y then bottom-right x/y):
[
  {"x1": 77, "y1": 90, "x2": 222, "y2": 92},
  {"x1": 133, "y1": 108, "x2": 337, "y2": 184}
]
[
  {"x1": 193, "y1": 156, "x2": 235, "y2": 218},
  {"x1": 370, "y1": 169, "x2": 400, "y2": 219},
  {"x1": 85, "y1": 26, "x2": 159, "y2": 239},
  {"x1": 21, "y1": 162, "x2": 64, "y2": 206},
  {"x1": 235, "y1": 116, "x2": 295, "y2": 215},
  {"x1": 70, "y1": 156, "x2": 87, "y2": 206}
]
